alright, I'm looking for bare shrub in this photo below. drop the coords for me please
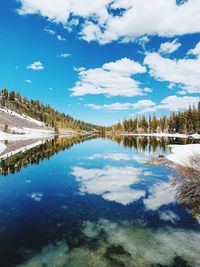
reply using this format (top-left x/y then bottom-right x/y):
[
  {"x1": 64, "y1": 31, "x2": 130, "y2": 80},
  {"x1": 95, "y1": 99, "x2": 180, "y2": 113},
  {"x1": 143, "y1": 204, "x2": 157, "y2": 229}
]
[{"x1": 171, "y1": 155, "x2": 200, "y2": 218}]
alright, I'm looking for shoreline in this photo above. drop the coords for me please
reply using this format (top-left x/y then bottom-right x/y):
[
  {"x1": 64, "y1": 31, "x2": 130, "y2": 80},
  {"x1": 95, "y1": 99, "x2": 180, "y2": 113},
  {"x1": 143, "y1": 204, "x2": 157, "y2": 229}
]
[
  {"x1": 0, "y1": 130, "x2": 76, "y2": 159},
  {"x1": 120, "y1": 132, "x2": 200, "y2": 139},
  {"x1": 1, "y1": 132, "x2": 200, "y2": 161},
  {"x1": 148, "y1": 143, "x2": 200, "y2": 172}
]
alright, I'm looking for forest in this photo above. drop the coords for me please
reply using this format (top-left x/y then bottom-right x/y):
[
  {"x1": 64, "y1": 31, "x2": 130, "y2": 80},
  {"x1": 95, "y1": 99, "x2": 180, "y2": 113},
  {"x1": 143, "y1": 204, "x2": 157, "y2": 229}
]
[{"x1": 110, "y1": 103, "x2": 200, "y2": 134}]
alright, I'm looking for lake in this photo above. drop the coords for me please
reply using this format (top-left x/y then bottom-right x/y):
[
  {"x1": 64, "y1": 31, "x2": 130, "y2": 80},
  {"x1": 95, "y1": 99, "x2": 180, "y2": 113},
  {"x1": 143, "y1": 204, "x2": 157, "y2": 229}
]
[{"x1": 0, "y1": 136, "x2": 200, "y2": 267}]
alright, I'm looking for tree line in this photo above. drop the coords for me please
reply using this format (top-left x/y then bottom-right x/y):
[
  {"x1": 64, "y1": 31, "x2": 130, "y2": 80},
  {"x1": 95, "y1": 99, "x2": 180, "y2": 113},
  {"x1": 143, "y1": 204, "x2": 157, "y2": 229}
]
[{"x1": 110, "y1": 103, "x2": 200, "y2": 134}]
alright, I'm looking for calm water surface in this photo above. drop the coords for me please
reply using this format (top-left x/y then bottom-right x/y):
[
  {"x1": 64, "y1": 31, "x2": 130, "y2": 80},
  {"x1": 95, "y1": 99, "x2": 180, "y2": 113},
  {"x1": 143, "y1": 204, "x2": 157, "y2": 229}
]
[{"x1": 0, "y1": 136, "x2": 200, "y2": 267}]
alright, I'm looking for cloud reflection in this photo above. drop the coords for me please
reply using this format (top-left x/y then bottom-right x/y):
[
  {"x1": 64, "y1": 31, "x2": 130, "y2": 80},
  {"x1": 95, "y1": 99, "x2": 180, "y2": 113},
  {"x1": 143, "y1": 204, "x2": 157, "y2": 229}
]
[
  {"x1": 71, "y1": 165, "x2": 145, "y2": 205},
  {"x1": 144, "y1": 182, "x2": 176, "y2": 210},
  {"x1": 87, "y1": 152, "x2": 150, "y2": 163},
  {"x1": 19, "y1": 219, "x2": 200, "y2": 267}
]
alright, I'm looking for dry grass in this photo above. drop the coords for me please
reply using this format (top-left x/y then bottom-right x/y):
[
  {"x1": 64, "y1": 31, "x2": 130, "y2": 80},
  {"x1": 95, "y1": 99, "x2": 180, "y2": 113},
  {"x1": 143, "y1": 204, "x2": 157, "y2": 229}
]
[{"x1": 171, "y1": 154, "x2": 200, "y2": 218}]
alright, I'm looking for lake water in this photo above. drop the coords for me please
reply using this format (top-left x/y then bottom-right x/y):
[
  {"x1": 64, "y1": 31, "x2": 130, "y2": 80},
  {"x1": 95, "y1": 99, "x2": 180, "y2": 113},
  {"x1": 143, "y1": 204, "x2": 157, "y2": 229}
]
[{"x1": 0, "y1": 136, "x2": 200, "y2": 267}]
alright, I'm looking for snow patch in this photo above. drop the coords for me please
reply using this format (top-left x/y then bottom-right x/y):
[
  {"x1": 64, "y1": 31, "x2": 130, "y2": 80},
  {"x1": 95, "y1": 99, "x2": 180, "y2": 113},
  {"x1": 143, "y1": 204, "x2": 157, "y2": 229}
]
[
  {"x1": 167, "y1": 144, "x2": 200, "y2": 169},
  {"x1": 0, "y1": 142, "x2": 6, "y2": 154},
  {"x1": 0, "y1": 107, "x2": 44, "y2": 126},
  {"x1": 190, "y1": 133, "x2": 200, "y2": 139},
  {"x1": 0, "y1": 128, "x2": 55, "y2": 141}
]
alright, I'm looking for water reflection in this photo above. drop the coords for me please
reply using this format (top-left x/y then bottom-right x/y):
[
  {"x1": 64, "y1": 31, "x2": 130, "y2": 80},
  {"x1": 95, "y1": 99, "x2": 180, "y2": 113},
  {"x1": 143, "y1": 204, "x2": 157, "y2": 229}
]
[
  {"x1": 144, "y1": 182, "x2": 176, "y2": 211},
  {"x1": 18, "y1": 219, "x2": 200, "y2": 267},
  {"x1": 0, "y1": 136, "x2": 199, "y2": 267},
  {"x1": 0, "y1": 135, "x2": 93, "y2": 176},
  {"x1": 108, "y1": 135, "x2": 198, "y2": 153},
  {"x1": 0, "y1": 135, "x2": 198, "y2": 176},
  {"x1": 71, "y1": 165, "x2": 146, "y2": 205}
]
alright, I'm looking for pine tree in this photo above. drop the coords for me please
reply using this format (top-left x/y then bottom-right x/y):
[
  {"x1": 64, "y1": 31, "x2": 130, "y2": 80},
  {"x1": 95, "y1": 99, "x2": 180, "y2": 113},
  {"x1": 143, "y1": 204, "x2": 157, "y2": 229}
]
[{"x1": 9, "y1": 91, "x2": 15, "y2": 101}]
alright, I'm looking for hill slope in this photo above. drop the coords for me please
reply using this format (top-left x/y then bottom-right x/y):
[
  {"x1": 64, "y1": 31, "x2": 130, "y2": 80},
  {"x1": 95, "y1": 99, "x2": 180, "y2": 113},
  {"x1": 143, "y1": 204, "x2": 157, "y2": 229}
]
[
  {"x1": 0, "y1": 89, "x2": 104, "y2": 133},
  {"x1": 0, "y1": 107, "x2": 45, "y2": 131}
]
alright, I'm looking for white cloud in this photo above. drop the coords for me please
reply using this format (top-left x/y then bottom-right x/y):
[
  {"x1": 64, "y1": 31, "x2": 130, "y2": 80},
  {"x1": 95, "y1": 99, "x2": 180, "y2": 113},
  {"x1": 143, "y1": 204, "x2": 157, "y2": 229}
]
[
  {"x1": 44, "y1": 28, "x2": 56, "y2": 35},
  {"x1": 86, "y1": 100, "x2": 155, "y2": 111},
  {"x1": 103, "y1": 58, "x2": 146, "y2": 75},
  {"x1": 71, "y1": 165, "x2": 145, "y2": 205},
  {"x1": 17, "y1": 0, "x2": 200, "y2": 44},
  {"x1": 70, "y1": 58, "x2": 146, "y2": 97},
  {"x1": 138, "y1": 95, "x2": 200, "y2": 114},
  {"x1": 59, "y1": 53, "x2": 70, "y2": 58},
  {"x1": 159, "y1": 39, "x2": 181, "y2": 54},
  {"x1": 45, "y1": 28, "x2": 67, "y2": 43},
  {"x1": 177, "y1": 90, "x2": 187, "y2": 95},
  {"x1": 144, "y1": 50, "x2": 200, "y2": 93},
  {"x1": 25, "y1": 79, "x2": 32, "y2": 83},
  {"x1": 144, "y1": 182, "x2": 176, "y2": 210},
  {"x1": 57, "y1": 35, "x2": 66, "y2": 41},
  {"x1": 136, "y1": 107, "x2": 157, "y2": 114},
  {"x1": 136, "y1": 36, "x2": 150, "y2": 50},
  {"x1": 27, "y1": 61, "x2": 44, "y2": 70},
  {"x1": 73, "y1": 66, "x2": 85, "y2": 72},
  {"x1": 143, "y1": 87, "x2": 153, "y2": 93},
  {"x1": 168, "y1": 83, "x2": 176, "y2": 89},
  {"x1": 157, "y1": 95, "x2": 200, "y2": 111},
  {"x1": 17, "y1": 0, "x2": 111, "y2": 25},
  {"x1": 187, "y1": 41, "x2": 200, "y2": 57},
  {"x1": 86, "y1": 95, "x2": 200, "y2": 113}
]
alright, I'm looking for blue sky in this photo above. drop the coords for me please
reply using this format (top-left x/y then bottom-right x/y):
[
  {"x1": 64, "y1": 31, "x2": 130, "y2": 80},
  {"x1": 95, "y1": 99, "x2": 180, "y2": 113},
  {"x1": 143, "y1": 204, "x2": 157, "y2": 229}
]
[{"x1": 0, "y1": 0, "x2": 200, "y2": 125}]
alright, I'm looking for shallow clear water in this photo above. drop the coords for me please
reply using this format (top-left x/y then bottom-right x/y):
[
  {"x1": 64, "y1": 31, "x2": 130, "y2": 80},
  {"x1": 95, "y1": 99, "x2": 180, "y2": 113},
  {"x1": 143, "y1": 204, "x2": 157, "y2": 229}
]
[{"x1": 0, "y1": 136, "x2": 200, "y2": 267}]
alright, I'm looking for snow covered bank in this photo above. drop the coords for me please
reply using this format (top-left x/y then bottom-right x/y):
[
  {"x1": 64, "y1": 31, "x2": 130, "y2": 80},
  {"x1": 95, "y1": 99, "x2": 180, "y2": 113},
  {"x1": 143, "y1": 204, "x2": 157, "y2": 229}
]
[
  {"x1": 190, "y1": 133, "x2": 200, "y2": 139},
  {"x1": 0, "y1": 142, "x2": 6, "y2": 154},
  {"x1": 0, "y1": 126, "x2": 75, "y2": 141},
  {"x1": 0, "y1": 128, "x2": 76, "y2": 159},
  {"x1": 0, "y1": 128, "x2": 56, "y2": 141},
  {"x1": 167, "y1": 144, "x2": 200, "y2": 169},
  {"x1": 122, "y1": 133, "x2": 200, "y2": 139},
  {"x1": 0, "y1": 107, "x2": 44, "y2": 126}
]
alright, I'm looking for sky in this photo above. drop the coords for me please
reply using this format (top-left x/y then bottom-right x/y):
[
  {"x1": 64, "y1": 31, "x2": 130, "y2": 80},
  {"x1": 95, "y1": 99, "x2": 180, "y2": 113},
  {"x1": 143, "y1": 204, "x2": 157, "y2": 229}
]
[{"x1": 0, "y1": 0, "x2": 200, "y2": 125}]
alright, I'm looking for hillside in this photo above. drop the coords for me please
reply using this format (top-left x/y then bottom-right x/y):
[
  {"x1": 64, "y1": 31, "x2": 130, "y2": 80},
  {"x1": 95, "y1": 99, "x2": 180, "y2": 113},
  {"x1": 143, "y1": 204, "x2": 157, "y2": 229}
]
[
  {"x1": 0, "y1": 89, "x2": 105, "y2": 157},
  {"x1": 0, "y1": 107, "x2": 45, "y2": 132},
  {"x1": 0, "y1": 89, "x2": 104, "y2": 132}
]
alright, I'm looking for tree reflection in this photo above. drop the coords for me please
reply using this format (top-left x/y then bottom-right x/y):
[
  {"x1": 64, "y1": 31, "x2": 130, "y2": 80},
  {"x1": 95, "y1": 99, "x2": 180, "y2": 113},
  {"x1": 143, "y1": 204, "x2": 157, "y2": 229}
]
[
  {"x1": 0, "y1": 135, "x2": 94, "y2": 176},
  {"x1": 0, "y1": 135, "x2": 198, "y2": 179},
  {"x1": 108, "y1": 135, "x2": 194, "y2": 154}
]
